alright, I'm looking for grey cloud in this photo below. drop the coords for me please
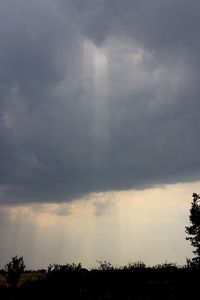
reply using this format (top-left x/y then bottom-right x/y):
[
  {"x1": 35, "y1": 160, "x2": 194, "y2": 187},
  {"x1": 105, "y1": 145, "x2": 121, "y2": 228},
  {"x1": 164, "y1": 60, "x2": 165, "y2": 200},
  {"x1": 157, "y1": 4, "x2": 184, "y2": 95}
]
[
  {"x1": 93, "y1": 198, "x2": 114, "y2": 217},
  {"x1": 0, "y1": 0, "x2": 200, "y2": 204},
  {"x1": 65, "y1": 0, "x2": 200, "y2": 51}
]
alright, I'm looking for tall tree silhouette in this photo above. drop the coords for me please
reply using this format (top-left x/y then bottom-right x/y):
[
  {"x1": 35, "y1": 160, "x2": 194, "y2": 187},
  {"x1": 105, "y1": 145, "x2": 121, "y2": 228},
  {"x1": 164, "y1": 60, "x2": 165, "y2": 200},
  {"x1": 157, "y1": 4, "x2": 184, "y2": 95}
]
[
  {"x1": 186, "y1": 193, "x2": 200, "y2": 266},
  {"x1": 4, "y1": 255, "x2": 25, "y2": 288}
]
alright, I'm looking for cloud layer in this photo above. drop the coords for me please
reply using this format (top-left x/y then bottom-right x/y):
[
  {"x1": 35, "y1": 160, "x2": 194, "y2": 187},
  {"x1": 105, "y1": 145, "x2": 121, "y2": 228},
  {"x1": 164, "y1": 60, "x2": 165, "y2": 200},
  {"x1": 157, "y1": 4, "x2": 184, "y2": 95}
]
[{"x1": 0, "y1": 0, "x2": 200, "y2": 203}]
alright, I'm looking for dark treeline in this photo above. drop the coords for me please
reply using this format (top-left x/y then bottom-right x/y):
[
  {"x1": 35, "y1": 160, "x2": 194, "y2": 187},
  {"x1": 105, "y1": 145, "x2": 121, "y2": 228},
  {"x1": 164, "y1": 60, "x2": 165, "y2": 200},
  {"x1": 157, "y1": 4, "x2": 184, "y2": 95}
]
[
  {"x1": 1, "y1": 193, "x2": 200, "y2": 299},
  {"x1": 0, "y1": 259, "x2": 200, "y2": 300}
]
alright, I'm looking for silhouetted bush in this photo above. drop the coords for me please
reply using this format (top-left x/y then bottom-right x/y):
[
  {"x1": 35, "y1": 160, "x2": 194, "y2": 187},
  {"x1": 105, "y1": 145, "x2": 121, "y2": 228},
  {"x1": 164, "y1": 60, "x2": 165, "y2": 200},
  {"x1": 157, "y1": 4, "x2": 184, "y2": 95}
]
[
  {"x1": 97, "y1": 260, "x2": 114, "y2": 271},
  {"x1": 4, "y1": 255, "x2": 25, "y2": 288},
  {"x1": 2, "y1": 256, "x2": 200, "y2": 299}
]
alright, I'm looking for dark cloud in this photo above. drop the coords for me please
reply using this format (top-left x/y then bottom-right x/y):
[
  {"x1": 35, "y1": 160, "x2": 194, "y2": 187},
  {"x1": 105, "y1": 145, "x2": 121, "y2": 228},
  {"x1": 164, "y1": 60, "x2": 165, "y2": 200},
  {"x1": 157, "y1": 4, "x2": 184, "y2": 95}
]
[
  {"x1": 64, "y1": 0, "x2": 200, "y2": 50},
  {"x1": 0, "y1": 0, "x2": 200, "y2": 204}
]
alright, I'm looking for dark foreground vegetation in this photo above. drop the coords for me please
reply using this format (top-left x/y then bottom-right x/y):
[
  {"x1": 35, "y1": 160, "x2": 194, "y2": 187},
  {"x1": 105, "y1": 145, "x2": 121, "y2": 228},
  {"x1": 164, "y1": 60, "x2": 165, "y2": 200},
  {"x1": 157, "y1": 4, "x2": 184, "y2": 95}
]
[
  {"x1": 0, "y1": 260, "x2": 200, "y2": 300},
  {"x1": 1, "y1": 192, "x2": 200, "y2": 299}
]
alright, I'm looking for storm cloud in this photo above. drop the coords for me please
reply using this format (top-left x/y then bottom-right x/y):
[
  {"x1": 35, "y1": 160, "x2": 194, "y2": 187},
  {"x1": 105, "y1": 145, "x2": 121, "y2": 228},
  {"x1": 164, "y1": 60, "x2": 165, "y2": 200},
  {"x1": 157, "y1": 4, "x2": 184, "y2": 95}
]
[{"x1": 0, "y1": 0, "x2": 200, "y2": 203}]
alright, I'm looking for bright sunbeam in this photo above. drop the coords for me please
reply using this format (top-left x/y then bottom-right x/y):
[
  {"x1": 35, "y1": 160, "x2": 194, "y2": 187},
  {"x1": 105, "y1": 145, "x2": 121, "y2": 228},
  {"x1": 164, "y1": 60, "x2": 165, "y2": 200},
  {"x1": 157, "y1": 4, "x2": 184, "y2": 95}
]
[
  {"x1": 83, "y1": 39, "x2": 110, "y2": 171},
  {"x1": 0, "y1": 181, "x2": 197, "y2": 269}
]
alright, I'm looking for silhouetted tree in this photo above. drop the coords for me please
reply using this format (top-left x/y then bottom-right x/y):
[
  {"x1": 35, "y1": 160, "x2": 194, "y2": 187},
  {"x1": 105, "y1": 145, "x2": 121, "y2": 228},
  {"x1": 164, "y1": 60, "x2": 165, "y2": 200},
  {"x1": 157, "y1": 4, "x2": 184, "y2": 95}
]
[
  {"x1": 4, "y1": 255, "x2": 25, "y2": 288},
  {"x1": 186, "y1": 193, "x2": 200, "y2": 267},
  {"x1": 97, "y1": 260, "x2": 113, "y2": 271},
  {"x1": 46, "y1": 263, "x2": 82, "y2": 288}
]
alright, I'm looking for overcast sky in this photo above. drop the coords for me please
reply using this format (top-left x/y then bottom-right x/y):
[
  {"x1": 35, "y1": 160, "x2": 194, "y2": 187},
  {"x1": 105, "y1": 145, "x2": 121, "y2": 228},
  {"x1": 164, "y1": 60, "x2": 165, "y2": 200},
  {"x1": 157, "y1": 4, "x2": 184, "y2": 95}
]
[{"x1": 0, "y1": 0, "x2": 200, "y2": 268}]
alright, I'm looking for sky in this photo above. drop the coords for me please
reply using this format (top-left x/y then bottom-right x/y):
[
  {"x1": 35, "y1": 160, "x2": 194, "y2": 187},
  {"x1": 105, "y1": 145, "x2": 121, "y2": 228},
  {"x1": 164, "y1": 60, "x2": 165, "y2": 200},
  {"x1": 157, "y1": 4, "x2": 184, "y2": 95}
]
[{"x1": 0, "y1": 0, "x2": 200, "y2": 269}]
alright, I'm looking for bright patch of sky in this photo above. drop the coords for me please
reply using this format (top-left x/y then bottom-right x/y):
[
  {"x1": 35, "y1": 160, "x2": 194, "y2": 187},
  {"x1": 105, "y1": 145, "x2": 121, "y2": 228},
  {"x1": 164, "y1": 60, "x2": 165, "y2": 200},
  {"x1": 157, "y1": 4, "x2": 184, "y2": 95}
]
[{"x1": 0, "y1": 181, "x2": 196, "y2": 269}]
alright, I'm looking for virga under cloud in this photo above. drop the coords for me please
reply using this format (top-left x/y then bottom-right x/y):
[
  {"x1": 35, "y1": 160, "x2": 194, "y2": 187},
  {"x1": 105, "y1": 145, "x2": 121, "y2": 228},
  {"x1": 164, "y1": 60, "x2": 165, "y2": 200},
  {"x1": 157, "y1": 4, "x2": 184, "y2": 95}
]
[{"x1": 0, "y1": 0, "x2": 200, "y2": 203}]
